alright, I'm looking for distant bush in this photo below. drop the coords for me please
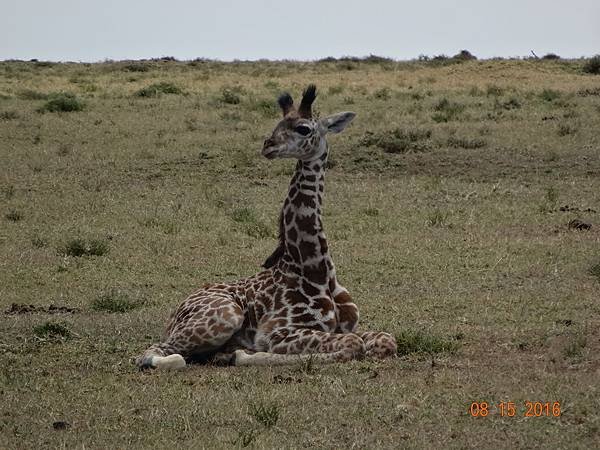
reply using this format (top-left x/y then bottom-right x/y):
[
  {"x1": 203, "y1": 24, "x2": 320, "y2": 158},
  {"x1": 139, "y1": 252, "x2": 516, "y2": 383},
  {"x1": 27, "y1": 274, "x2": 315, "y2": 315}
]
[
  {"x1": 582, "y1": 55, "x2": 600, "y2": 75},
  {"x1": 542, "y1": 53, "x2": 560, "y2": 60},
  {"x1": 122, "y1": 62, "x2": 150, "y2": 72},
  {"x1": 38, "y1": 92, "x2": 84, "y2": 112},
  {"x1": 453, "y1": 50, "x2": 477, "y2": 61},
  {"x1": 135, "y1": 82, "x2": 183, "y2": 97}
]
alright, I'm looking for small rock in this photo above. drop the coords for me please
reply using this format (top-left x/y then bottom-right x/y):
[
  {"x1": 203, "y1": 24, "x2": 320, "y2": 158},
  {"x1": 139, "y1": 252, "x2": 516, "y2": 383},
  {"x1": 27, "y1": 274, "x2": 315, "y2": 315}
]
[{"x1": 52, "y1": 421, "x2": 70, "y2": 430}]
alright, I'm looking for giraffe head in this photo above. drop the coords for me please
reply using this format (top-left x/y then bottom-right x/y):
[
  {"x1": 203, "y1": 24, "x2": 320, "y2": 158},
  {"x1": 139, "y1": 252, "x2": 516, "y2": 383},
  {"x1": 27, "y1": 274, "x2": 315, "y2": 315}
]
[{"x1": 262, "y1": 84, "x2": 356, "y2": 161}]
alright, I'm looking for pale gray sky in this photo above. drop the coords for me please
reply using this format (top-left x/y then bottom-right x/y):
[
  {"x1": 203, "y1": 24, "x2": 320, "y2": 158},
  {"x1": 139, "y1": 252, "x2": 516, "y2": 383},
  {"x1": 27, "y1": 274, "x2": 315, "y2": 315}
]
[{"x1": 2, "y1": 0, "x2": 599, "y2": 61}]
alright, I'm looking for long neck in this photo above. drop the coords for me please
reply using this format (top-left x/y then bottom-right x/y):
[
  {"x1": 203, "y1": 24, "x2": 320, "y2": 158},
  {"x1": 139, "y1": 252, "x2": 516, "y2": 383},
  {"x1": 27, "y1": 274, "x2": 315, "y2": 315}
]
[{"x1": 279, "y1": 155, "x2": 333, "y2": 285}]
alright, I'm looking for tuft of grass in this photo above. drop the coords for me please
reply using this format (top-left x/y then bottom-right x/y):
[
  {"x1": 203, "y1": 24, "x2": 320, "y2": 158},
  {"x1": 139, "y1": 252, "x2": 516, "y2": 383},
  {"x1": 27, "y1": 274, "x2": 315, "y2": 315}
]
[
  {"x1": 31, "y1": 236, "x2": 48, "y2": 248},
  {"x1": 557, "y1": 123, "x2": 578, "y2": 136},
  {"x1": 373, "y1": 87, "x2": 391, "y2": 100},
  {"x1": 38, "y1": 92, "x2": 84, "y2": 112},
  {"x1": 233, "y1": 429, "x2": 258, "y2": 448},
  {"x1": 426, "y1": 210, "x2": 451, "y2": 227},
  {"x1": 486, "y1": 85, "x2": 505, "y2": 96},
  {"x1": 249, "y1": 402, "x2": 279, "y2": 428},
  {"x1": 0, "y1": 110, "x2": 19, "y2": 120},
  {"x1": 360, "y1": 128, "x2": 432, "y2": 153},
  {"x1": 247, "y1": 98, "x2": 277, "y2": 117},
  {"x1": 33, "y1": 322, "x2": 72, "y2": 340},
  {"x1": 396, "y1": 330, "x2": 460, "y2": 356},
  {"x1": 231, "y1": 207, "x2": 271, "y2": 238},
  {"x1": 431, "y1": 97, "x2": 465, "y2": 122},
  {"x1": 582, "y1": 55, "x2": 600, "y2": 75},
  {"x1": 563, "y1": 335, "x2": 586, "y2": 360},
  {"x1": 447, "y1": 136, "x2": 486, "y2": 149},
  {"x1": 219, "y1": 86, "x2": 245, "y2": 105},
  {"x1": 539, "y1": 89, "x2": 561, "y2": 102},
  {"x1": 545, "y1": 186, "x2": 559, "y2": 204},
  {"x1": 59, "y1": 238, "x2": 109, "y2": 257},
  {"x1": 588, "y1": 262, "x2": 600, "y2": 281},
  {"x1": 5, "y1": 209, "x2": 23, "y2": 222},
  {"x1": 91, "y1": 289, "x2": 144, "y2": 313},
  {"x1": 134, "y1": 82, "x2": 183, "y2": 97}
]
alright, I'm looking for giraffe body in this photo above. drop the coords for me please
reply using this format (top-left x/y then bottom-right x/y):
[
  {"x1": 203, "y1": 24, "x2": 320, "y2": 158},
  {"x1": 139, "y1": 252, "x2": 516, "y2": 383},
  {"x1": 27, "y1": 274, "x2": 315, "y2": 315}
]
[{"x1": 137, "y1": 85, "x2": 397, "y2": 369}]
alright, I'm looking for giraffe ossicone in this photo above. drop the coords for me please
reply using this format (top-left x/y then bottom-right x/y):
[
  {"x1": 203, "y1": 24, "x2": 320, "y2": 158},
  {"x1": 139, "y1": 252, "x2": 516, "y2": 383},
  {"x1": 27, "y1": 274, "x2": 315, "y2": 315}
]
[{"x1": 136, "y1": 84, "x2": 398, "y2": 369}]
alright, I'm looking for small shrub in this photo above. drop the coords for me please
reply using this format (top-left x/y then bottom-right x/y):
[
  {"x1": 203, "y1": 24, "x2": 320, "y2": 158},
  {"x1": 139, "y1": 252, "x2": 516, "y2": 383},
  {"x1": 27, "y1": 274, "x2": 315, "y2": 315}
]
[
  {"x1": 557, "y1": 123, "x2": 578, "y2": 136},
  {"x1": 582, "y1": 55, "x2": 600, "y2": 75},
  {"x1": 395, "y1": 330, "x2": 459, "y2": 356},
  {"x1": 0, "y1": 111, "x2": 19, "y2": 120},
  {"x1": 431, "y1": 97, "x2": 465, "y2": 122},
  {"x1": 563, "y1": 335, "x2": 586, "y2": 360},
  {"x1": 360, "y1": 128, "x2": 432, "y2": 154},
  {"x1": 219, "y1": 87, "x2": 243, "y2": 105},
  {"x1": 60, "y1": 238, "x2": 109, "y2": 257},
  {"x1": 447, "y1": 136, "x2": 486, "y2": 149},
  {"x1": 233, "y1": 429, "x2": 258, "y2": 448},
  {"x1": 38, "y1": 92, "x2": 84, "y2": 113},
  {"x1": 373, "y1": 87, "x2": 391, "y2": 100},
  {"x1": 135, "y1": 82, "x2": 183, "y2": 97},
  {"x1": 486, "y1": 85, "x2": 504, "y2": 97},
  {"x1": 500, "y1": 97, "x2": 522, "y2": 110},
  {"x1": 31, "y1": 236, "x2": 48, "y2": 248},
  {"x1": 5, "y1": 209, "x2": 23, "y2": 222},
  {"x1": 588, "y1": 262, "x2": 600, "y2": 281},
  {"x1": 33, "y1": 322, "x2": 72, "y2": 340},
  {"x1": 545, "y1": 186, "x2": 559, "y2": 204},
  {"x1": 92, "y1": 289, "x2": 144, "y2": 313},
  {"x1": 249, "y1": 402, "x2": 279, "y2": 428},
  {"x1": 539, "y1": 89, "x2": 561, "y2": 102},
  {"x1": 426, "y1": 210, "x2": 450, "y2": 227}
]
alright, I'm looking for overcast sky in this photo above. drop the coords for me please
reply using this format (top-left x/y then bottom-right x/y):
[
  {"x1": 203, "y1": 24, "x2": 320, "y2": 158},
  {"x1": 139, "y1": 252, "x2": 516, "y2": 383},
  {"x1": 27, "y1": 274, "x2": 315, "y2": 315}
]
[{"x1": 2, "y1": 0, "x2": 599, "y2": 62}]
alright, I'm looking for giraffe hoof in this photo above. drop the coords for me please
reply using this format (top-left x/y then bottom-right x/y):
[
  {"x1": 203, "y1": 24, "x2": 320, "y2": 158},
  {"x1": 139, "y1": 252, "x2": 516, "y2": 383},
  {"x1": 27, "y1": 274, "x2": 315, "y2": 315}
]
[
  {"x1": 233, "y1": 349, "x2": 250, "y2": 366},
  {"x1": 151, "y1": 354, "x2": 187, "y2": 370}
]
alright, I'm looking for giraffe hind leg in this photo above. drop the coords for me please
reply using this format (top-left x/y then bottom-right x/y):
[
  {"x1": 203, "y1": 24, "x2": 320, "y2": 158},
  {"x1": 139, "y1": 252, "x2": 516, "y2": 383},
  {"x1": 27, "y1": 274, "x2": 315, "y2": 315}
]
[
  {"x1": 137, "y1": 293, "x2": 245, "y2": 370},
  {"x1": 235, "y1": 327, "x2": 366, "y2": 367}
]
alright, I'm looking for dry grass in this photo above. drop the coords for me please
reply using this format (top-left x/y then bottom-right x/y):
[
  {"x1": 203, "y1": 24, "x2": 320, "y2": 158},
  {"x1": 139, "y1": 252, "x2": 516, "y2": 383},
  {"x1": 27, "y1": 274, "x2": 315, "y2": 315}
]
[{"x1": 1, "y1": 58, "x2": 599, "y2": 449}]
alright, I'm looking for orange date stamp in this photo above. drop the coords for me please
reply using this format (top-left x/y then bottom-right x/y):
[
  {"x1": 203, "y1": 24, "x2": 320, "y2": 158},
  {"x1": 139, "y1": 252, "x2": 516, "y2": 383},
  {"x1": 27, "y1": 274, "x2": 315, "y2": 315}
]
[{"x1": 469, "y1": 401, "x2": 561, "y2": 417}]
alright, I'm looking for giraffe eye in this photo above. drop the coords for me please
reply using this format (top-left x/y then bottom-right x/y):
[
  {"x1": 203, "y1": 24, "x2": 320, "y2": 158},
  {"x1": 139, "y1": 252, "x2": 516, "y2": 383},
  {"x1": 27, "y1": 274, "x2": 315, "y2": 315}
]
[{"x1": 294, "y1": 125, "x2": 311, "y2": 136}]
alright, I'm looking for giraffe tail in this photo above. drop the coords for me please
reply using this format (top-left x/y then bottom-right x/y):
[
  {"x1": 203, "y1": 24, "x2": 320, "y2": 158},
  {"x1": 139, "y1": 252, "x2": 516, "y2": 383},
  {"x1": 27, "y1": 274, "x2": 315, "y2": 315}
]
[{"x1": 136, "y1": 342, "x2": 186, "y2": 370}]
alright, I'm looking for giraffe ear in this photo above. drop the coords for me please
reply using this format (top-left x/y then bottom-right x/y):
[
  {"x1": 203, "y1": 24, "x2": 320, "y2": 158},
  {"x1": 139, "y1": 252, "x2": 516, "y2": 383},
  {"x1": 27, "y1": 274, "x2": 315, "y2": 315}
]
[{"x1": 320, "y1": 112, "x2": 356, "y2": 134}]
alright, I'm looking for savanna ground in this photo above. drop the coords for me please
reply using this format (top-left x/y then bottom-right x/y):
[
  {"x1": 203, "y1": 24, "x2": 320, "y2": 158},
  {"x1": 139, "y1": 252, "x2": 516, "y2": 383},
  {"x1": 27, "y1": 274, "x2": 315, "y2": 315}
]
[{"x1": 0, "y1": 56, "x2": 599, "y2": 449}]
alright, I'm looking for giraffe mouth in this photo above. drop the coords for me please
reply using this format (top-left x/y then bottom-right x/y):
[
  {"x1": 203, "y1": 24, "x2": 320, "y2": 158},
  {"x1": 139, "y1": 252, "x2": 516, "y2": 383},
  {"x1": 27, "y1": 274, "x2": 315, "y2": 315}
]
[{"x1": 262, "y1": 145, "x2": 283, "y2": 159}]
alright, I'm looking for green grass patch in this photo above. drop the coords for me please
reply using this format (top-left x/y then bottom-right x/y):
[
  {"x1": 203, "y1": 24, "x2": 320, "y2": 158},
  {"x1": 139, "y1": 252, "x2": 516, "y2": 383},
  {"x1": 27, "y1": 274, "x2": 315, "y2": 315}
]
[
  {"x1": 59, "y1": 238, "x2": 109, "y2": 257},
  {"x1": 431, "y1": 97, "x2": 465, "y2": 122},
  {"x1": 249, "y1": 401, "x2": 280, "y2": 428},
  {"x1": 134, "y1": 82, "x2": 183, "y2": 97},
  {"x1": 360, "y1": 127, "x2": 432, "y2": 153},
  {"x1": 395, "y1": 330, "x2": 460, "y2": 356},
  {"x1": 91, "y1": 289, "x2": 144, "y2": 313},
  {"x1": 38, "y1": 92, "x2": 84, "y2": 112},
  {"x1": 33, "y1": 322, "x2": 72, "y2": 340}
]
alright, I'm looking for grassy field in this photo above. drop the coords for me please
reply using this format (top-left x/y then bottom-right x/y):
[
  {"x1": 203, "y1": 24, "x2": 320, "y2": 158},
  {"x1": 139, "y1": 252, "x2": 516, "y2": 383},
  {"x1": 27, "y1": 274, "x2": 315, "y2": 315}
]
[{"x1": 1, "y1": 57, "x2": 599, "y2": 449}]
